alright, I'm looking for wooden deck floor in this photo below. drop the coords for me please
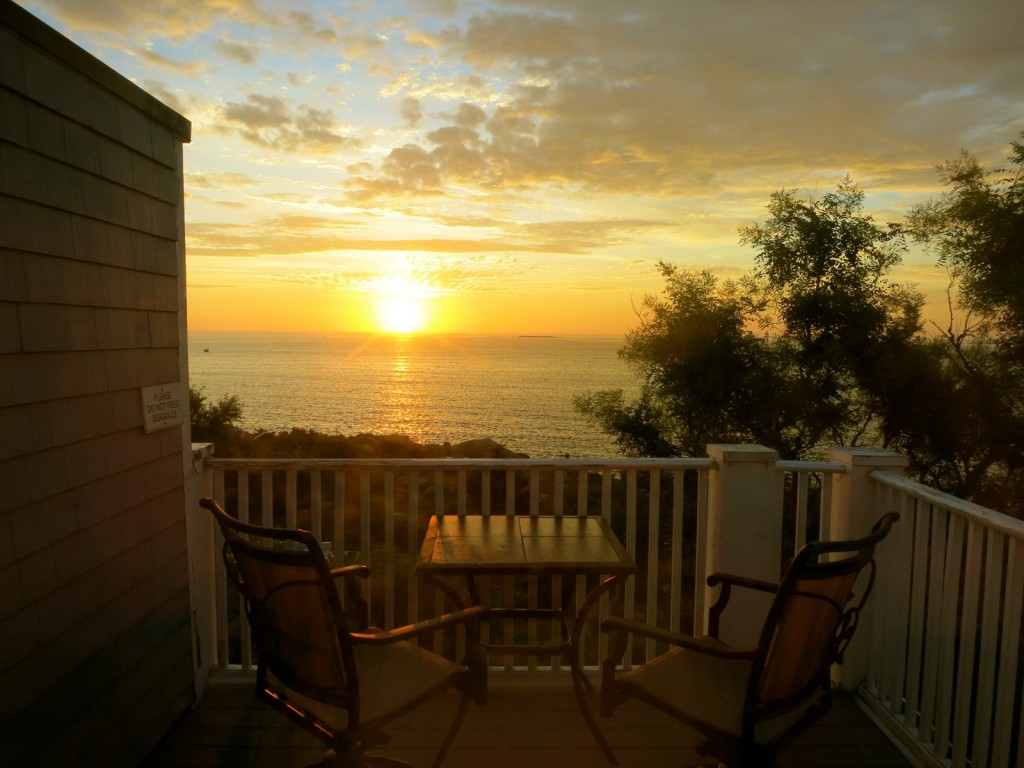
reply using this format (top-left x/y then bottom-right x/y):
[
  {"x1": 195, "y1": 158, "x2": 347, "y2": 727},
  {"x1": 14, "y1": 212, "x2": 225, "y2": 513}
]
[{"x1": 141, "y1": 671, "x2": 912, "y2": 768}]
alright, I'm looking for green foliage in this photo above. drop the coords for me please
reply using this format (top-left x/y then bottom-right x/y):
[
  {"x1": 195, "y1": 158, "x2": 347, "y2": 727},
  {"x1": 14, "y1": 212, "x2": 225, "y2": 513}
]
[
  {"x1": 576, "y1": 156, "x2": 1024, "y2": 516},
  {"x1": 896, "y1": 138, "x2": 1024, "y2": 508},
  {"x1": 577, "y1": 181, "x2": 924, "y2": 461},
  {"x1": 189, "y1": 386, "x2": 243, "y2": 444},
  {"x1": 908, "y1": 134, "x2": 1024, "y2": 357}
]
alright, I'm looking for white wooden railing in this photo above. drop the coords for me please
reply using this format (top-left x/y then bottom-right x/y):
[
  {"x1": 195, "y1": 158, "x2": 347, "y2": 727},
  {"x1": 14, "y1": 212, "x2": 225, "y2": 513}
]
[
  {"x1": 860, "y1": 471, "x2": 1024, "y2": 768},
  {"x1": 196, "y1": 454, "x2": 840, "y2": 669},
  {"x1": 190, "y1": 446, "x2": 1024, "y2": 767}
]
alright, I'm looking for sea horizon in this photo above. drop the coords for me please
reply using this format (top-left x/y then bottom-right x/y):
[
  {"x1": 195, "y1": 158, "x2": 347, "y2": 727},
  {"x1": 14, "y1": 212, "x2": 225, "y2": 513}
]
[{"x1": 188, "y1": 331, "x2": 637, "y2": 458}]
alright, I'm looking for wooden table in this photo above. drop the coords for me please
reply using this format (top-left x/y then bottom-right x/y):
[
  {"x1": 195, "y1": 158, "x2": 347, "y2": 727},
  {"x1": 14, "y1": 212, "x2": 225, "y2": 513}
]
[{"x1": 416, "y1": 514, "x2": 636, "y2": 764}]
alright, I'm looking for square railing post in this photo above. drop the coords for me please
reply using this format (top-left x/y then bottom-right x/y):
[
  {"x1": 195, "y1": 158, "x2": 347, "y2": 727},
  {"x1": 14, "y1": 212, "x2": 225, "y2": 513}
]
[
  {"x1": 186, "y1": 443, "x2": 217, "y2": 695},
  {"x1": 704, "y1": 444, "x2": 780, "y2": 646},
  {"x1": 827, "y1": 447, "x2": 907, "y2": 689}
]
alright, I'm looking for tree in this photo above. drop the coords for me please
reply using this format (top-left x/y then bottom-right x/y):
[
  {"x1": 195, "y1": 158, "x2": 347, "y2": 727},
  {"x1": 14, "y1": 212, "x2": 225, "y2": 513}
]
[
  {"x1": 576, "y1": 153, "x2": 1024, "y2": 517},
  {"x1": 575, "y1": 265, "x2": 805, "y2": 457},
  {"x1": 576, "y1": 179, "x2": 924, "y2": 461},
  {"x1": 189, "y1": 386, "x2": 243, "y2": 444},
  {"x1": 902, "y1": 136, "x2": 1024, "y2": 509},
  {"x1": 740, "y1": 178, "x2": 923, "y2": 451},
  {"x1": 907, "y1": 135, "x2": 1024, "y2": 359}
]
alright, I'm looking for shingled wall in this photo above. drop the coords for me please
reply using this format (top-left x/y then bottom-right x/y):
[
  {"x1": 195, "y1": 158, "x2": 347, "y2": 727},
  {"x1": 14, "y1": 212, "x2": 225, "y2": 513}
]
[{"x1": 0, "y1": 2, "x2": 195, "y2": 765}]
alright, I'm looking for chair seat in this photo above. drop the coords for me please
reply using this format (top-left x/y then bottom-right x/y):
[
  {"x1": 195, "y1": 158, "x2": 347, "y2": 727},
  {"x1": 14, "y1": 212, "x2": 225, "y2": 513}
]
[
  {"x1": 619, "y1": 638, "x2": 823, "y2": 744},
  {"x1": 273, "y1": 638, "x2": 466, "y2": 729}
]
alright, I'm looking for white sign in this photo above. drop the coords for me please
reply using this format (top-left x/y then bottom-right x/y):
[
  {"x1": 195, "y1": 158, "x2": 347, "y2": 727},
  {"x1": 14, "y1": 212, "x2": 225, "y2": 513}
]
[{"x1": 141, "y1": 382, "x2": 185, "y2": 433}]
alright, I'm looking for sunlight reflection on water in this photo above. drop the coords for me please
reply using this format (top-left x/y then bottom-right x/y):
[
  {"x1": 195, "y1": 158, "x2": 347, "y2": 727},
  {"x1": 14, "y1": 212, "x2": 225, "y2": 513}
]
[{"x1": 188, "y1": 333, "x2": 638, "y2": 457}]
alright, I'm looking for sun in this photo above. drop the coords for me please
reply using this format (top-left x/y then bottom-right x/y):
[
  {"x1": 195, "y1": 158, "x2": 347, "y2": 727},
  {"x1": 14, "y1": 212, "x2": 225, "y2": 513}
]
[
  {"x1": 367, "y1": 268, "x2": 439, "y2": 334},
  {"x1": 376, "y1": 295, "x2": 428, "y2": 334}
]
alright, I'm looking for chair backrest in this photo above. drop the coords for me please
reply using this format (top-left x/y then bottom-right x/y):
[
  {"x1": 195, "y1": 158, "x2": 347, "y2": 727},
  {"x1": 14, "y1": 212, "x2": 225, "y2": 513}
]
[
  {"x1": 752, "y1": 512, "x2": 898, "y2": 716},
  {"x1": 201, "y1": 498, "x2": 358, "y2": 708}
]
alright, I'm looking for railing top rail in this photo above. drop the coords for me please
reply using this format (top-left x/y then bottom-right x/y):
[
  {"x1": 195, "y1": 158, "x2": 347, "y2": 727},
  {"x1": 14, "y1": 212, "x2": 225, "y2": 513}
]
[
  {"x1": 203, "y1": 456, "x2": 717, "y2": 470},
  {"x1": 872, "y1": 469, "x2": 1024, "y2": 539}
]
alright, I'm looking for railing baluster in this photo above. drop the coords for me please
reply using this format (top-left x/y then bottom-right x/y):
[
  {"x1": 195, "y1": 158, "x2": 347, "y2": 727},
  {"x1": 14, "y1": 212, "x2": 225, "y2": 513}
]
[
  {"x1": 213, "y1": 470, "x2": 228, "y2": 667},
  {"x1": 528, "y1": 468, "x2": 540, "y2": 670},
  {"x1": 950, "y1": 521, "x2": 983, "y2": 768},
  {"x1": 434, "y1": 469, "x2": 444, "y2": 518},
  {"x1": 904, "y1": 494, "x2": 930, "y2": 730},
  {"x1": 670, "y1": 469, "x2": 684, "y2": 634},
  {"x1": 553, "y1": 468, "x2": 564, "y2": 516},
  {"x1": 261, "y1": 469, "x2": 273, "y2": 527},
  {"x1": 794, "y1": 470, "x2": 809, "y2": 551},
  {"x1": 917, "y1": 504, "x2": 948, "y2": 742},
  {"x1": 934, "y1": 512, "x2": 965, "y2": 760},
  {"x1": 576, "y1": 469, "x2": 587, "y2": 516},
  {"x1": 360, "y1": 469, "x2": 372, "y2": 620},
  {"x1": 384, "y1": 471, "x2": 395, "y2": 629},
  {"x1": 881, "y1": 486, "x2": 913, "y2": 719},
  {"x1": 333, "y1": 469, "x2": 345, "y2": 564},
  {"x1": 645, "y1": 469, "x2": 660, "y2": 661},
  {"x1": 692, "y1": 466, "x2": 709, "y2": 635},
  {"x1": 457, "y1": 469, "x2": 466, "y2": 516},
  {"x1": 622, "y1": 469, "x2": 637, "y2": 667},
  {"x1": 481, "y1": 469, "x2": 491, "y2": 516},
  {"x1": 285, "y1": 468, "x2": 297, "y2": 529},
  {"x1": 407, "y1": 469, "x2": 419, "y2": 627},
  {"x1": 991, "y1": 536, "x2": 1023, "y2": 767},
  {"x1": 505, "y1": 469, "x2": 515, "y2": 515},
  {"x1": 310, "y1": 470, "x2": 322, "y2": 543},
  {"x1": 529, "y1": 469, "x2": 540, "y2": 516},
  {"x1": 971, "y1": 527, "x2": 1003, "y2": 768},
  {"x1": 236, "y1": 470, "x2": 252, "y2": 670}
]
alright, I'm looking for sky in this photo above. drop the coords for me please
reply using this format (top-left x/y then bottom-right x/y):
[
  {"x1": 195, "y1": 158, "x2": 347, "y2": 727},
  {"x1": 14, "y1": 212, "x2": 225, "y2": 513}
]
[{"x1": 18, "y1": 0, "x2": 1024, "y2": 336}]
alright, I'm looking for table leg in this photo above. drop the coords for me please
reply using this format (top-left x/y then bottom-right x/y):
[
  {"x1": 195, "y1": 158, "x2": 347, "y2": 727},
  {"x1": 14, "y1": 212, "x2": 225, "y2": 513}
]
[{"x1": 570, "y1": 574, "x2": 626, "y2": 766}]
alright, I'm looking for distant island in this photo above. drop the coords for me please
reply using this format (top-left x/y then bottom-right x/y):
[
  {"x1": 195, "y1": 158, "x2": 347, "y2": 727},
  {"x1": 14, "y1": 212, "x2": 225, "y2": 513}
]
[{"x1": 519, "y1": 334, "x2": 555, "y2": 338}]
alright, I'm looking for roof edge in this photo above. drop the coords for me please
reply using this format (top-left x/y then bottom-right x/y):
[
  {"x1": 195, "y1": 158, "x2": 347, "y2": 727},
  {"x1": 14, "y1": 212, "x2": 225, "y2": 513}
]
[{"x1": 1, "y1": 0, "x2": 192, "y2": 142}]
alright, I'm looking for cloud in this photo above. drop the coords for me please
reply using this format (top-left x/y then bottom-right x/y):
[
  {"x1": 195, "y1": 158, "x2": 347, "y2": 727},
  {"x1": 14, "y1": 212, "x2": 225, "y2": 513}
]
[
  {"x1": 400, "y1": 97, "x2": 423, "y2": 127},
  {"x1": 346, "y1": 0, "x2": 1023, "y2": 209},
  {"x1": 218, "y1": 94, "x2": 358, "y2": 154},
  {"x1": 288, "y1": 10, "x2": 339, "y2": 44},
  {"x1": 31, "y1": 0, "x2": 1024, "y2": 309},
  {"x1": 134, "y1": 47, "x2": 206, "y2": 76},
  {"x1": 186, "y1": 210, "x2": 667, "y2": 259},
  {"x1": 32, "y1": 0, "x2": 270, "y2": 40},
  {"x1": 186, "y1": 171, "x2": 261, "y2": 189},
  {"x1": 264, "y1": 251, "x2": 543, "y2": 296},
  {"x1": 213, "y1": 37, "x2": 259, "y2": 65}
]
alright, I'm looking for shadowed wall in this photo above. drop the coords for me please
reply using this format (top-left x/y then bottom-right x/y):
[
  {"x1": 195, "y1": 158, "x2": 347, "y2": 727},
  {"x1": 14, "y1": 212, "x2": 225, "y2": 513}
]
[{"x1": 0, "y1": 2, "x2": 195, "y2": 765}]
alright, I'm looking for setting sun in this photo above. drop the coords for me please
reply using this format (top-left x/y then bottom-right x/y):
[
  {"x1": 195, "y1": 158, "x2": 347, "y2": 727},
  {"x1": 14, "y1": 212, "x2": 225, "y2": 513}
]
[
  {"x1": 376, "y1": 295, "x2": 428, "y2": 333},
  {"x1": 370, "y1": 271, "x2": 436, "y2": 334}
]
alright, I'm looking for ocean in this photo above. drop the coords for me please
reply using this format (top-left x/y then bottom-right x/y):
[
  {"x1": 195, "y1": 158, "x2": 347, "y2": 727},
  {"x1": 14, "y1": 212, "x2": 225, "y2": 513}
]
[{"x1": 187, "y1": 333, "x2": 638, "y2": 458}]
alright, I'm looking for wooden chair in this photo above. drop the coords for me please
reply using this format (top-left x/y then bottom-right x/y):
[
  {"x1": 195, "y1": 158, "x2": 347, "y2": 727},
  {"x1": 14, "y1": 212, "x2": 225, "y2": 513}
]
[
  {"x1": 201, "y1": 498, "x2": 487, "y2": 768},
  {"x1": 600, "y1": 512, "x2": 899, "y2": 767}
]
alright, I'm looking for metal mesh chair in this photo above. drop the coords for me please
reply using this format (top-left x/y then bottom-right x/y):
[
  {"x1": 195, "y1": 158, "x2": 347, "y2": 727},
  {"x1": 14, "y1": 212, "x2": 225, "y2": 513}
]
[
  {"x1": 201, "y1": 498, "x2": 486, "y2": 768},
  {"x1": 600, "y1": 512, "x2": 899, "y2": 767}
]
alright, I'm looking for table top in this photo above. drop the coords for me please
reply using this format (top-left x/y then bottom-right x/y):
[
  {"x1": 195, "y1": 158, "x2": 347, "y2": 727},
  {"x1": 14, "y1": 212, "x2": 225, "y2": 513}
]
[{"x1": 416, "y1": 515, "x2": 635, "y2": 577}]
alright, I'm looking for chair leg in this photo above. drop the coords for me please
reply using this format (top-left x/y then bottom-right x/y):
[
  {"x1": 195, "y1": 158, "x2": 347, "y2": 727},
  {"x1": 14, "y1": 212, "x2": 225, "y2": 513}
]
[{"x1": 430, "y1": 689, "x2": 472, "y2": 768}]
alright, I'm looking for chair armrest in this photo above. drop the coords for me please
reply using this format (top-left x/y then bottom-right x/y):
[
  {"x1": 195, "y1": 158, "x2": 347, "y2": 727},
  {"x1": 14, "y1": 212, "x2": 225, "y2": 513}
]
[
  {"x1": 351, "y1": 605, "x2": 487, "y2": 645},
  {"x1": 706, "y1": 571, "x2": 779, "y2": 638},
  {"x1": 600, "y1": 616, "x2": 756, "y2": 660},
  {"x1": 332, "y1": 565, "x2": 371, "y2": 630},
  {"x1": 331, "y1": 564, "x2": 371, "y2": 580}
]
